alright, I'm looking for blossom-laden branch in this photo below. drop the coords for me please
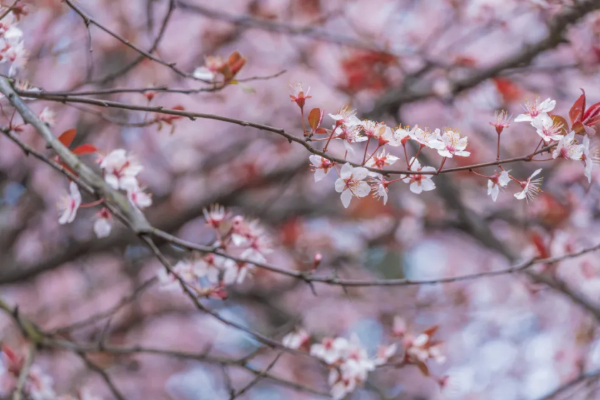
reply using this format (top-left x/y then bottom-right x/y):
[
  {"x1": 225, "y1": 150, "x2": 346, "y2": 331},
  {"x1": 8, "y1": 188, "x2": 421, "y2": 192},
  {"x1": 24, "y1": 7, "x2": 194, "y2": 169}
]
[{"x1": 0, "y1": 299, "x2": 330, "y2": 398}]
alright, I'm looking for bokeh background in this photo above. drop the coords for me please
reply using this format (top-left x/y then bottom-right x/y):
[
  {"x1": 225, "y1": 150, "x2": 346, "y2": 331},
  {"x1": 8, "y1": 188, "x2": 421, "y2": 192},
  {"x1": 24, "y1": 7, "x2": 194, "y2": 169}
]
[{"x1": 2, "y1": 0, "x2": 600, "y2": 399}]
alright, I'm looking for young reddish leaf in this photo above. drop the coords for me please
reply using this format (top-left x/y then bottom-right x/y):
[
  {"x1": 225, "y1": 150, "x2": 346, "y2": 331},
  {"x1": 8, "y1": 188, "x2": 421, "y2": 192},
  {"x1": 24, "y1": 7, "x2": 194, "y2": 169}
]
[
  {"x1": 550, "y1": 115, "x2": 569, "y2": 135},
  {"x1": 308, "y1": 108, "x2": 323, "y2": 131},
  {"x1": 227, "y1": 51, "x2": 246, "y2": 77},
  {"x1": 315, "y1": 127, "x2": 328, "y2": 134},
  {"x1": 492, "y1": 77, "x2": 522, "y2": 103},
  {"x1": 569, "y1": 89, "x2": 586, "y2": 124},
  {"x1": 423, "y1": 325, "x2": 439, "y2": 337},
  {"x1": 583, "y1": 100, "x2": 600, "y2": 126},
  {"x1": 71, "y1": 143, "x2": 98, "y2": 155},
  {"x1": 58, "y1": 128, "x2": 77, "y2": 148},
  {"x1": 530, "y1": 231, "x2": 550, "y2": 259}
]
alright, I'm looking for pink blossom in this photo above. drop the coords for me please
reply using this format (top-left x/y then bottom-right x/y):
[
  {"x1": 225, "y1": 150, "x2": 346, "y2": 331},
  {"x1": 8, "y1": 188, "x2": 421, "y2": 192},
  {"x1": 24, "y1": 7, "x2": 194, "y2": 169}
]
[
  {"x1": 531, "y1": 113, "x2": 564, "y2": 142},
  {"x1": 99, "y1": 149, "x2": 143, "y2": 191},
  {"x1": 93, "y1": 208, "x2": 112, "y2": 238},
  {"x1": 514, "y1": 168, "x2": 543, "y2": 201},
  {"x1": 375, "y1": 343, "x2": 398, "y2": 365},
  {"x1": 487, "y1": 170, "x2": 510, "y2": 201},
  {"x1": 282, "y1": 328, "x2": 310, "y2": 349},
  {"x1": 203, "y1": 203, "x2": 226, "y2": 228},
  {"x1": 371, "y1": 175, "x2": 390, "y2": 205},
  {"x1": 310, "y1": 337, "x2": 349, "y2": 364},
  {"x1": 552, "y1": 131, "x2": 583, "y2": 160},
  {"x1": 581, "y1": 135, "x2": 599, "y2": 183},
  {"x1": 514, "y1": 97, "x2": 556, "y2": 123},
  {"x1": 334, "y1": 163, "x2": 370, "y2": 208},
  {"x1": 401, "y1": 158, "x2": 436, "y2": 194},
  {"x1": 409, "y1": 127, "x2": 440, "y2": 148},
  {"x1": 490, "y1": 110, "x2": 511, "y2": 134},
  {"x1": 57, "y1": 181, "x2": 81, "y2": 225},
  {"x1": 429, "y1": 129, "x2": 471, "y2": 158},
  {"x1": 39, "y1": 107, "x2": 55, "y2": 126},
  {"x1": 127, "y1": 186, "x2": 152, "y2": 209},
  {"x1": 222, "y1": 259, "x2": 254, "y2": 285},
  {"x1": 289, "y1": 82, "x2": 311, "y2": 109},
  {"x1": 365, "y1": 149, "x2": 399, "y2": 171},
  {"x1": 309, "y1": 155, "x2": 334, "y2": 182}
]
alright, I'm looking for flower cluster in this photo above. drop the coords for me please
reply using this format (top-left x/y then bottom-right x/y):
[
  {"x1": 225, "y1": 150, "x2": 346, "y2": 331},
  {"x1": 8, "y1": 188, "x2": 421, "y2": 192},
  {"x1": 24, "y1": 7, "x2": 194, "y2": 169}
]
[
  {"x1": 309, "y1": 335, "x2": 394, "y2": 399},
  {"x1": 157, "y1": 204, "x2": 272, "y2": 297},
  {"x1": 0, "y1": 344, "x2": 100, "y2": 400},
  {"x1": 297, "y1": 85, "x2": 599, "y2": 206},
  {"x1": 515, "y1": 96, "x2": 599, "y2": 184},
  {"x1": 98, "y1": 149, "x2": 152, "y2": 209},
  {"x1": 299, "y1": 93, "x2": 470, "y2": 206},
  {"x1": 0, "y1": 12, "x2": 27, "y2": 76}
]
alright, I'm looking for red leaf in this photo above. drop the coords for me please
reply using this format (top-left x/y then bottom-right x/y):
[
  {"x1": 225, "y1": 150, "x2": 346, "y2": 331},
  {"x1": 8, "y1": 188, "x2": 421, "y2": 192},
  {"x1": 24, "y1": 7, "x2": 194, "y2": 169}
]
[
  {"x1": 530, "y1": 231, "x2": 550, "y2": 259},
  {"x1": 569, "y1": 89, "x2": 586, "y2": 124},
  {"x1": 71, "y1": 143, "x2": 98, "y2": 155},
  {"x1": 315, "y1": 127, "x2": 328, "y2": 134},
  {"x1": 583, "y1": 101, "x2": 600, "y2": 126},
  {"x1": 308, "y1": 108, "x2": 323, "y2": 131},
  {"x1": 58, "y1": 129, "x2": 77, "y2": 148},
  {"x1": 492, "y1": 78, "x2": 521, "y2": 103},
  {"x1": 423, "y1": 325, "x2": 439, "y2": 337}
]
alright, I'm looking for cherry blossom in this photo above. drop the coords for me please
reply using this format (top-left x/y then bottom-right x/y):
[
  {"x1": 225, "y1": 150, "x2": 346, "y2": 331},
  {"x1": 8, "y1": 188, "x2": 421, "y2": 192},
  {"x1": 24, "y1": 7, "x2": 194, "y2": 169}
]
[
  {"x1": 581, "y1": 135, "x2": 598, "y2": 183},
  {"x1": 369, "y1": 123, "x2": 399, "y2": 146},
  {"x1": 127, "y1": 186, "x2": 152, "y2": 209},
  {"x1": 429, "y1": 129, "x2": 471, "y2": 158},
  {"x1": 375, "y1": 343, "x2": 398, "y2": 365},
  {"x1": 312, "y1": 335, "x2": 382, "y2": 399},
  {"x1": 401, "y1": 158, "x2": 436, "y2": 194},
  {"x1": 203, "y1": 203, "x2": 226, "y2": 228},
  {"x1": 514, "y1": 168, "x2": 543, "y2": 201},
  {"x1": 157, "y1": 260, "x2": 196, "y2": 291},
  {"x1": 289, "y1": 82, "x2": 311, "y2": 109},
  {"x1": 334, "y1": 163, "x2": 370, "y2": 208},
  {"x1": 371, "y1": 175, "x2": 390, "y2": 205},
  {"x1": 409, "y1": 127, "x2": 440, "y2": 148},
  {"x1": 99, "y1": 149, "x2": 143, "y2": 191},
  {"x1": 487, "y1": 170, "x2": 510, "y2": 201},
  {"x1": 39, "y1": 107, "x2": 55, "y2": 126},
  {"x1": 531, "y1": 113, "x2": 565, "y2": 143},
  {"x1": 309, "y1": 155, "x2": 334, "y2": 182},
  {"x1": 329, "y1": 106, "x2": 361, "y2": 129},
  {"x1": 57, "y1": 181, "x2": 81, "y2": 225},
  {"x1": 404, "y1": 329, "x2": 446, "y2": 364},
  {"x1": 394, "y1": 125, "x2": 413, "y2": 144},
  {"x1": 552, "y1": 131, "x2": 583, "y2": 160},
  {"x1": 192, "y1": 256, "x2": 220, "y2": 284},
  {"x1": 222, "y1": 259, "x2": 254, "y2": 285},
  {"x1": 365, "y1": 149, "x2": 399, "y2": 171},
  {"x1": 514, "y1": 97, "x2": 556, "y2": 123},
  {"x1": 490, "y1": 109, "x2": 511, "y2": 134},
  {"x1": 310, "y1": 337, "x2": 349, "y2": 364},
  {"x1": 282, "y1": 328, "x2": 310, "y2": 349},
  {"x1": 93, "y1": 208, "x2": 112, "y2": 238}
]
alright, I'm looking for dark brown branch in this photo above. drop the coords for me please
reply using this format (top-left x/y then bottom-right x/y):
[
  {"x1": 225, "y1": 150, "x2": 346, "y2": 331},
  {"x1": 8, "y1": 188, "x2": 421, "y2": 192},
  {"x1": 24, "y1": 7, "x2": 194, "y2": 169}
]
[{"x1": 16, "y1": 89, "x2": 556, "y2": 176}]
